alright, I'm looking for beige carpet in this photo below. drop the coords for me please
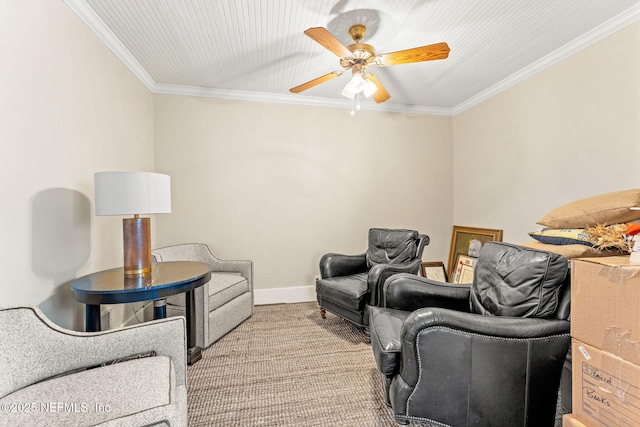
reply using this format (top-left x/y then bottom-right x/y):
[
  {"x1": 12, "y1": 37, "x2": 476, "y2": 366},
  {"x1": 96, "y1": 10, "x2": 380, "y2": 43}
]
[{"x1": 187, "y1": 302, "x2": 565, "y2": 426}]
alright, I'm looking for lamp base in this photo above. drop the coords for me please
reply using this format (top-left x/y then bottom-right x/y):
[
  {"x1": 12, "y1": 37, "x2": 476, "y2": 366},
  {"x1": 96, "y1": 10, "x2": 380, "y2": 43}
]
[{"x1": 123, "y1": 217, "x2": 151, "y2": 275}]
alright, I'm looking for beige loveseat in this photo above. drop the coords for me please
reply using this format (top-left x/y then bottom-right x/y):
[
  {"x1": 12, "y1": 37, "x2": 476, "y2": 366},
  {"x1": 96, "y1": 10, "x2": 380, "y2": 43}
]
[{"x1": 0, "y1": 307, "x2": 187, "y2": 426}]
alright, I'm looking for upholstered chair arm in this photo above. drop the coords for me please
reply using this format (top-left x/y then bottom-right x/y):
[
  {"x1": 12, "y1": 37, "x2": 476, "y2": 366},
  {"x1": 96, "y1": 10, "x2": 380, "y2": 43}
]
[
  {"x1": 382, "y1": 273, "x2": 471, "y2": 312},
  {"x1": 398, "y1": 307, "x2": 570, "y2": 386},
  {"x1": 0, "y1": 307, "x2": 186, "y2": 399},
  {"x1": 319, "y1": 252, "x2": 367, "y2": 279},
  {"x1": 388, "y1": 307, "x2": 570, "y2": 425},
  {"x1": 416, "y1": 234, "x2": 430, "y2": 258},
  {"x1": 368, "y1": 260, "x2": 422, "y2": 307},
  {"x1": 205, "y1": 257, "x2": 252, "y2": 289},
  {"x1": 153, "y1": 243, "x2": 252, "y2": 289},
  {"x1": 403, "y1": 307, "x2": 571, "y2": 341}
]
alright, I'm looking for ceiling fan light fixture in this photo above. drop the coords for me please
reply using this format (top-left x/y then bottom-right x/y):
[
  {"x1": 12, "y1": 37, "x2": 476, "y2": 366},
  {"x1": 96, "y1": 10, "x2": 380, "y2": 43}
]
[
  {"x1": 342, "y1": 70, "x2": 364, "y2": 99},
  {"x1": 341, "y1": 85, "x2": 356, "y2": 100},
  {"x1": 342, "y1": 71, "x2": 378, "y2": 100},
  {"x1": 362, "y1": 77, "x2": 378, "y2": 97}
]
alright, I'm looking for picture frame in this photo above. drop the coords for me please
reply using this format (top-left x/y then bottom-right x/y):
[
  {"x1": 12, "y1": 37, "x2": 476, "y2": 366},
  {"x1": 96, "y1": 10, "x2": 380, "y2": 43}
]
[
  {"x1": 452, "y1": 254, "x2": 477, "y2": 284},
  {"x1": 420, "y1": 261, "x2": 448, "y2": 282},
  {"x1": 447, "y1": 226, "x2": 503, "y2": 278}
]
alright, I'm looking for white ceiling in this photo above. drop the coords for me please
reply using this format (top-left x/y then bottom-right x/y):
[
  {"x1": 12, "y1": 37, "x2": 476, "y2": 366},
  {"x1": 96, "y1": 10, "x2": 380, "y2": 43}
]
[{"x1": 66, "y1": 0, "x2": 640, "y2": 115}]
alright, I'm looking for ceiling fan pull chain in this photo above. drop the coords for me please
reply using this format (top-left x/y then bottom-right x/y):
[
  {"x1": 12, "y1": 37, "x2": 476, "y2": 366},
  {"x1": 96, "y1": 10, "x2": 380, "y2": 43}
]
[{"x1": 349, "y1": 93, "x2": 362, "y2": 116}]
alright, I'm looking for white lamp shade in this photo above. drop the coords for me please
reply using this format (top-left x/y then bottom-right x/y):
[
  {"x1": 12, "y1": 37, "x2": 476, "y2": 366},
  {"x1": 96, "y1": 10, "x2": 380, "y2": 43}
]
[{"x1": 94, "y1": 171, "x2": 171, "y2": 216}]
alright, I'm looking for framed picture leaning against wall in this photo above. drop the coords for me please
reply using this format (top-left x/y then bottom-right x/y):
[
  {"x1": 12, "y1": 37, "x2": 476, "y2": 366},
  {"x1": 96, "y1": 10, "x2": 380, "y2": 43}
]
[
  {"x1": 420, "y1": 261, "x2": 448, "y2": 282},
  {"x1": 447, "y1": 226, "x2": 503, "y2": 282}
]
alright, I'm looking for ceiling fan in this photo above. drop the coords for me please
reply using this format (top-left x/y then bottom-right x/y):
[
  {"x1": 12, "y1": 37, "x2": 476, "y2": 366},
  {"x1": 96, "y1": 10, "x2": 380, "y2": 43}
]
[{"x1": 290, "y1": 25, "x2": 450, "y2": 104}]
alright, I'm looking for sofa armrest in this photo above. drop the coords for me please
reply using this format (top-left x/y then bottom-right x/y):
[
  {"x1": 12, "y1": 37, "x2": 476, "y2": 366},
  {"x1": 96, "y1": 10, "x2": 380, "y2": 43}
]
[
  {"x1": 0, "y1": 307, "x2": 186, "y2": 399},
  {"x1": 382, "y1": 273, "x2": 471, "y2": 312},
  {"x1": 319, "y1": 253, "x2": 367, "y2": 279}
]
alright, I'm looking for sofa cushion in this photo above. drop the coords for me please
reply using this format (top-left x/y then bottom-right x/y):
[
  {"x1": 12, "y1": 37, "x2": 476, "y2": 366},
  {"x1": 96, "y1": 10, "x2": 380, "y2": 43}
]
[
  {"x1": 316, "y1": 273, "x2": 368, "y2": 310},
  {"x1": 528, "y1": 228, "x2": 594, "y2": 247},
  {"x1": 469, "y1": 242, "x2": 568, "y2": 318},
  {"x1": 537, "y1": 188, "x2": 640, "y2": 228},
  {"x1": 521, "y1": 240, "x2": 626, "y2": 259},
  {"x1": 0, "y1": 356, "x2": 175, "y2": 426}
]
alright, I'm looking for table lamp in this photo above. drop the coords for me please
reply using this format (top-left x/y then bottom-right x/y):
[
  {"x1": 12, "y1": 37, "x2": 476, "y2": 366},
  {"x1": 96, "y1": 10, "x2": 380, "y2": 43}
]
[{"x1": 94, "y1": 171, "x2": 171, "y2": 275}]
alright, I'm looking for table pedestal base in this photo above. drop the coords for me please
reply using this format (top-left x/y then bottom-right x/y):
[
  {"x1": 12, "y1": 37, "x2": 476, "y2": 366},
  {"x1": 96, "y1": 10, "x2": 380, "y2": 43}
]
[{"x1": 153, "y1": 299, "x2": 167, "y2": 319}]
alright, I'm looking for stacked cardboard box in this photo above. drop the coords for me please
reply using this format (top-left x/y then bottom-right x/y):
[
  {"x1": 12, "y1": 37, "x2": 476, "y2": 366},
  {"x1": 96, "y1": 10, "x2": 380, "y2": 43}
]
[
  {"x1": 570, "y1": 257, "x2": 640, "y2": 426},
  {"x1": 563, "y1": 414, "x2": 589, "y2": 427}
]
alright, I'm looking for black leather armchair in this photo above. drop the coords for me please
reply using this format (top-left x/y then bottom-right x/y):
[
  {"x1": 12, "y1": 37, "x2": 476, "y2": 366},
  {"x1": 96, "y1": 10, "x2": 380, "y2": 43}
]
[
  {"x1": 369, "y1": 241, "x2": 571, "y2": 426},
  {"x1": 316, "y1": 228, "x2": 429, "y2": 329}
]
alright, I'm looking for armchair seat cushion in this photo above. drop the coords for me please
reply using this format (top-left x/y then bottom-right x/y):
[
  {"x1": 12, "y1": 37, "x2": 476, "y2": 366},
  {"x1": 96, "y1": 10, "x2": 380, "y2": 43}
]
[
  {"x1": 208, "y1": 273, "x2": 249, "y2": 311},
  {"x1": 369, "y1": 307, "x2": 411, "y2": 376},
  {"x1": 166, "y1": 273, "x2": 248, "y2": 310},
  {"x1": 316, "y1": 273, "x2": 368, "y2": 311},
  {"x1": 1, "y1": 356, "x2": 178, "y2": 426}
]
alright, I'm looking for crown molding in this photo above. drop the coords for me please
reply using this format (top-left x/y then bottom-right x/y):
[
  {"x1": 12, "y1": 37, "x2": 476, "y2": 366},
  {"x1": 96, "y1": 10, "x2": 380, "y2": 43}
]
[
  {"x1": 65, "y1": 0, "x2": 157, "y2": 89},
  {"x1": 451, "y1": 4, "x2": 640, "y2": 115},
  {"x1": 67, "y1": 0, "x2": 640, "y2": 118},
  {"x1": 152, "y1": 83, "x2": 453, "y2": 115}
]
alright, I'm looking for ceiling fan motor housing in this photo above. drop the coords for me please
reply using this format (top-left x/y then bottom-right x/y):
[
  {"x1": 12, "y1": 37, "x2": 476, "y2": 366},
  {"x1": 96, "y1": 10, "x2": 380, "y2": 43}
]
[{"x1": 349, "y1": 24, "x2": 366, "y2": 42}]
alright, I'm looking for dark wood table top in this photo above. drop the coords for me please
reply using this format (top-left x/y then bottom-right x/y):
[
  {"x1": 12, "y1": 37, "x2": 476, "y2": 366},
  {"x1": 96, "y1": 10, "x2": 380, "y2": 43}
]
[{"x1": 71, "y1": 261, "x2": 211, "y2": 305}]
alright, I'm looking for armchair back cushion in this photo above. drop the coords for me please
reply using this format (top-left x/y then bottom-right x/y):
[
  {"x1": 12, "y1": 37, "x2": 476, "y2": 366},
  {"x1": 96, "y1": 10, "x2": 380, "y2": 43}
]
[
  {"x1": 470, "y1": 241, "x2": 569, "y2": 318},
  {"x1": 366, "y1": 228, "x2": 419, "y2": 269}
]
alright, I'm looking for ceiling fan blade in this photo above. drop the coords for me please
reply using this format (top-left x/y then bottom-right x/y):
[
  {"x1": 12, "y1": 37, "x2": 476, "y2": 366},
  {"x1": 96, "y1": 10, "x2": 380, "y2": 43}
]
[
  {"x1": 289, "y1": 70, "x2": 343, "y2": 93},
  {"x1": 366, "y1": 73, "x2": 390, "y2": 103},
  {"x1": 375, "y1": 42, "x2": 450, "y2": 67},
  {"x1": 304, "y1": 27, "x2": 352, "y2": 58}
]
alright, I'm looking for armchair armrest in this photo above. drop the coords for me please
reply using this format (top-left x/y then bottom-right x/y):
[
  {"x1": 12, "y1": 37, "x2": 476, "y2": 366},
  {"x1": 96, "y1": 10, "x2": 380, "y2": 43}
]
[
  {"x1": 206, "y1": 255, "x2": 253, "y2": 290},
  {"x1": 398, "y1": 307, "x2": 571, "y2": 387},
  {"x1": 417, "y1": 234, "x2": 430, "y2": 258},
  {"x1": 368, "y1": 259, "x2": 423, "y2": 306},
  {"x1": 319, "y1": 252, "x2": 367, "y2": 279},
  {"x1": 153, "y1": 243, "x2": 252, "y2": 289},
  {"x1": 403, "y1": 307, "x2": 571, "y2": 341},
  {"x1": 382, "y1": 273, "x2": 471, "y2": 312},
  {"x1": 0, "y1": 307, "x2": 186, "y2": 399}
]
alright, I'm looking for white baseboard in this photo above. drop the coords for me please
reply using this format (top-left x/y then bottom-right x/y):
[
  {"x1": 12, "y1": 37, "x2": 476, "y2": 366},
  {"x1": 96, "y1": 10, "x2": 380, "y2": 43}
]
[{"x1": 254, "y1": 285, "x2": 316, "y2": 305}]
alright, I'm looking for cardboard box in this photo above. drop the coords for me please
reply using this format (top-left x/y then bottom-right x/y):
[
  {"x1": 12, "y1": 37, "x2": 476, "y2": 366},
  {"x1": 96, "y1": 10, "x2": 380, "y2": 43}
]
[
  {"x1": 572, "y1": 340, "x2": 640, "y2": 426},
  {"x1": 563, "y1": 414, "x2": 589, "y2": 427},
  {"x1": 572, "y1": 257, "x2": 640, "y2": 360}
]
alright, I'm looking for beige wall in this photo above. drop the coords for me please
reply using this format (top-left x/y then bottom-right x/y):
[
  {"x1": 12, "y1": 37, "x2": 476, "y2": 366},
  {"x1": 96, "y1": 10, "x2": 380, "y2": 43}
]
[
  {"x1": 0, "y1": 0, "x2": 154, "y2": 328},
  {"x1": 6, "y1": 0, "x2": 640, "y2": 323},
  {"x1": 153, "y1": 96, "x2": 453, "y2": 301},
  {"x1": 453, "y1": 21, "x2": 640, "y2": 244}
]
